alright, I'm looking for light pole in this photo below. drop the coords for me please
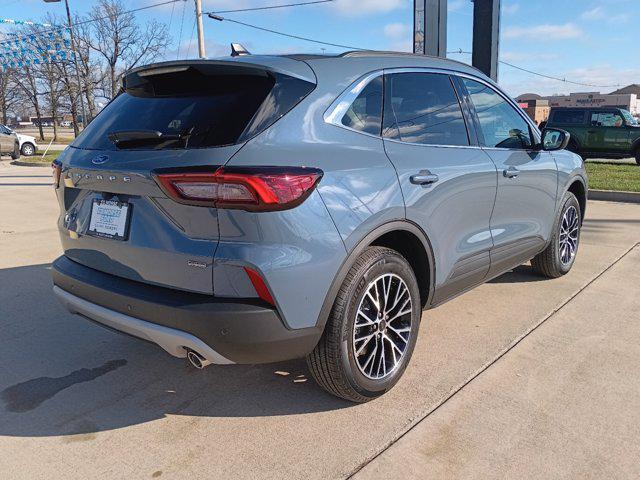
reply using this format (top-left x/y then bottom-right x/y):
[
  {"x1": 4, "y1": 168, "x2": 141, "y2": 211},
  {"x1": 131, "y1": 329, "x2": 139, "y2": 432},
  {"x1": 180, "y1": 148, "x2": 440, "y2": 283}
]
[{"x1": 44, "y1": 0, "x2": 88, "y2": 130}]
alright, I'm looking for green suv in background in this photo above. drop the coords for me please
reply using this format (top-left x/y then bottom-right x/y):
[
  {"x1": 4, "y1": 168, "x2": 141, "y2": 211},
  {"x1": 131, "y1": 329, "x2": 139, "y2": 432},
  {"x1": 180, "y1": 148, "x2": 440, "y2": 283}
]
[{"x1": 545, "y1": 107, "x2": 640, "y2": 164}]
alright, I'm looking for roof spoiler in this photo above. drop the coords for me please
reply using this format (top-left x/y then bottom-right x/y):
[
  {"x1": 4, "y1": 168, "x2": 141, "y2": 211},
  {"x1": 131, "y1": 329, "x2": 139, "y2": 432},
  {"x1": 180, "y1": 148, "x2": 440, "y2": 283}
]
[{"x1": 231, "y1": 43, "x2": 251, "y2": 57}]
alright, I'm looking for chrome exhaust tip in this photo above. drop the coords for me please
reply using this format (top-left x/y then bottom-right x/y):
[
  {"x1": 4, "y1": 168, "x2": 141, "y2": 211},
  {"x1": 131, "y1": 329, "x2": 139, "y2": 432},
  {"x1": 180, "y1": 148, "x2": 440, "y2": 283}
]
[{"x1": 186, "y1": 349, "x2": 212, "y2": 369}]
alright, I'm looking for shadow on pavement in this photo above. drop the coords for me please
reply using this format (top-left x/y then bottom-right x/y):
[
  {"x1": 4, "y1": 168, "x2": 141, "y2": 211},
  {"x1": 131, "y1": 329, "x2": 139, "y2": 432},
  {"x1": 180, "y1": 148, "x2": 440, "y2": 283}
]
[
  {"x1": 6, "y1": 238, "x2": 607, "y2": 437},
  {"x1": 0, "y1": 263, "x2": 350, "y2": 438},
  {"x1": 488, "y1": 264, "x2": 547, "y2": 284}
]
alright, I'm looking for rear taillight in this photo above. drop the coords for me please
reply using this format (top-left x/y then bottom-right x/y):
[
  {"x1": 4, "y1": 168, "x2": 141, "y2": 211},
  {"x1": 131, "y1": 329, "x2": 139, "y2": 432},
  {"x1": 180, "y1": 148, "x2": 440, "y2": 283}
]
[
  {"x1": 52, "y1": 159, "x2": 62, "y2": 188},
  {"x1": 154, "y1": 167, "x2": 323, "y2": 211}
]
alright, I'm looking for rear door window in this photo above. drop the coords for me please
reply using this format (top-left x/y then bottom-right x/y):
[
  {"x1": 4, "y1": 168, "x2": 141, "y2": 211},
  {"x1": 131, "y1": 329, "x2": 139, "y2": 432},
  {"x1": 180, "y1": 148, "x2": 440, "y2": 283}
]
[
  {"x1": 383, "y1": 72, "x2": 469, "y2": 146},
  {"x1": 73, "y1": 66, "x2": 314, "y2": 151},
  {"x1": 341, "y1": 75, "x2": 383, "y2": 135},
  {"x1": 551, "y1": 110, "x2": 586, "y2": 124}
]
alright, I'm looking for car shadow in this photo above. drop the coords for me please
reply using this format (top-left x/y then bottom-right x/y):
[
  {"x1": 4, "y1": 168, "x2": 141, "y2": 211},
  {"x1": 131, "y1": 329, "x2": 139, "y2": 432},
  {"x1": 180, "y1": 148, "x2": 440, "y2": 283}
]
[
  {"x1": 489, "y1": 264, "x2": 548, "y2": 284},
  {"x1": 0, "y1": 263, "x2": 351, "y2": 438}
]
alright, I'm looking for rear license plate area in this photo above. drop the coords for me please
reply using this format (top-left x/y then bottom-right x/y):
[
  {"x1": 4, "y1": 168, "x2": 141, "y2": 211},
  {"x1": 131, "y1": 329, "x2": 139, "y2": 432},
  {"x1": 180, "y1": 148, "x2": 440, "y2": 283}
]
[{"x1": 87, "y1": 199, "x2": 131, "y2": 240}]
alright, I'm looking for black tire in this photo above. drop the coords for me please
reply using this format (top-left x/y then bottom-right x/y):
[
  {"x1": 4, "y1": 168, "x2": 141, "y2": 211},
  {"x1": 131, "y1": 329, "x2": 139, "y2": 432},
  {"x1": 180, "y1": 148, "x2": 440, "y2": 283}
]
[
  {"x1": 21, "y1": 142, "x2": 35, "y2": 156},
  {"x1": 10, "y1": 142, "x2": 20, "y2": 160},
  {"x1": 307, "y1": 246, "x2": 421, "y2": 403},
  {"x1": 532, "y1": 192, "x2": 581, "y2": 278},
  {"x1": 635, "y1": 149, "x2": 640, "y2": 166}
]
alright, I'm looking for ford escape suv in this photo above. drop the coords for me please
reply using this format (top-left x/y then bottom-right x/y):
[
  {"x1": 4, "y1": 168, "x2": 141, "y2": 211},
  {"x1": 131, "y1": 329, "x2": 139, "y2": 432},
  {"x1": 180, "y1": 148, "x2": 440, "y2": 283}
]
[{"x1": 52, "y1": 52, "x2": 587, "y2": 402}]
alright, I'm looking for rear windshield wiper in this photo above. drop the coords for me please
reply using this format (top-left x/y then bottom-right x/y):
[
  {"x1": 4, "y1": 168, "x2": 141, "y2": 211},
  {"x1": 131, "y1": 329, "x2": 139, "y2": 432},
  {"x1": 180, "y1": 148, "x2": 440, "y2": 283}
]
[{"x1": 108, "y1": 130, "x2": 187, "y2": 149}]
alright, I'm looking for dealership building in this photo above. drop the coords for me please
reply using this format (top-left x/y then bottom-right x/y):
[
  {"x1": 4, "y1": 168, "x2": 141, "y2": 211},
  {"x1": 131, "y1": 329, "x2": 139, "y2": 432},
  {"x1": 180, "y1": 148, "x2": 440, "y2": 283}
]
[{"x1": 516, "y1": 84, "x2": 640, "y2": 123}]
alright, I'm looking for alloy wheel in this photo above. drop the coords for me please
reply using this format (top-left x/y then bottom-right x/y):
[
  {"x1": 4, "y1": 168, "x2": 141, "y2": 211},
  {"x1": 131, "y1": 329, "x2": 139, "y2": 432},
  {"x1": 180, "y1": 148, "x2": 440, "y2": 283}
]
[
  {"x1": 352, "y1": 273, "x2": 413, "y2": 380},
  {"x1": 559, "y1": 205, "x2": 579, "y2": 265}
]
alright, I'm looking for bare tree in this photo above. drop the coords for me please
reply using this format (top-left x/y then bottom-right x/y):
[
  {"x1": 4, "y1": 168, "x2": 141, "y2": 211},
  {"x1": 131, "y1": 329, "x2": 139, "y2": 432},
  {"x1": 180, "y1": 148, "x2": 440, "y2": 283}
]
[
  {"x1": 40, "y1": 60, "x2": 66, "y2": 142},
  {"x1": 0, "y1": 69, "x2": 21, "y2": 125},
  {"x1": 14, "y1": 65, "x2": 45, "y2": 141},
  {"x1": 75, "y1": 16, "x2": 106, "y2": 121},
  {"x1": 87, "y1": 0, "x2": 170, "y2": 99}
]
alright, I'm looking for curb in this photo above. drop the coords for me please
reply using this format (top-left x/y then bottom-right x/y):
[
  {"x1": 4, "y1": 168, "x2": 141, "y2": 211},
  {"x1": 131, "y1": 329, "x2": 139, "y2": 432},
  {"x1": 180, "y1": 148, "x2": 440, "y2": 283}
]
[
  {"x1": 589, "y1": 189, "x2": 640, "y2": 204},
  {"x1": 10, "y1": 160, "x2": 52, "y2": 167}
]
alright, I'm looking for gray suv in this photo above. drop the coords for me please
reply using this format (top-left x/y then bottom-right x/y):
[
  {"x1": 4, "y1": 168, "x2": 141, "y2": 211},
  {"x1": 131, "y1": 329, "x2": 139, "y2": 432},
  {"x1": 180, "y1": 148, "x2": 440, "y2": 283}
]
[{"x1": 52, "y1": 52, "x2": 587, "y2": 402}]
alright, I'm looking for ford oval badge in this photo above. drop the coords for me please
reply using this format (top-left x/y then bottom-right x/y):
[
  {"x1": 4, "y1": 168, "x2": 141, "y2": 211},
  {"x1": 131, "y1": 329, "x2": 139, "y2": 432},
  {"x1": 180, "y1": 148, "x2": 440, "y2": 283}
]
[{"x1": 92, "y1": 155, "x2": 110, "y2": 165}]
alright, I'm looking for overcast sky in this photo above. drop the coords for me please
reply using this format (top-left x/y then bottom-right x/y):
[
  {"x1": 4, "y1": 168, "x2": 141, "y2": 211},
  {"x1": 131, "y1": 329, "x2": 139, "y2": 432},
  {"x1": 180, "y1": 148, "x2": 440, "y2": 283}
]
[{"x1": 2, "y1": 0, "x2": 638, "y2": 97}]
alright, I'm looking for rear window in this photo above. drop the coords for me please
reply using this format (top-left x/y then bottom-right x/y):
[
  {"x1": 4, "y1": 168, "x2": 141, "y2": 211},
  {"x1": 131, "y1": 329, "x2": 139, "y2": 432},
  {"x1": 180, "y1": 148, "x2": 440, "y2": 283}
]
[
  {"x1": 73, "y1": 65, "x2": 314, "y2": 151},
  {"x1": 551, "y1": 110, "x2": 586, "y2": 125}
]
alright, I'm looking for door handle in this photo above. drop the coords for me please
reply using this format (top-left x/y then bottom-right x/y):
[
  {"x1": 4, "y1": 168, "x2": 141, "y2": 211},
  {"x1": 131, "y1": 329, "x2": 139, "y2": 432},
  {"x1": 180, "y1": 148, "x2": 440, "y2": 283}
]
[
  {"x1": 503, "y1": 166, "x2": 519, "y2": 178},
  {"x1": 410, "y1": 172, "x2": 439, "y2": 185}
]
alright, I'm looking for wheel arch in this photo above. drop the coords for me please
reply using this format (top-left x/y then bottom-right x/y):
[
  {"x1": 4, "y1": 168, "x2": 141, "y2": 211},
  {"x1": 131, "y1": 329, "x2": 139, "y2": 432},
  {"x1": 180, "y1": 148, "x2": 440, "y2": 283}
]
[
  {"x1": 315, "y1": 220, "x2": 436, "y2": 332},
  {"x1": 566, "y1": 176, "x2": 588, "y2": 224}
]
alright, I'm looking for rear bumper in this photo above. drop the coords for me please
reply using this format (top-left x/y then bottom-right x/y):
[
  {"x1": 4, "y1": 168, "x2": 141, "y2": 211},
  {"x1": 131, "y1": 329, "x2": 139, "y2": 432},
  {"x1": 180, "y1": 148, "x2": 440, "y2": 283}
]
[{"x1": 52, "y1": 255, "x2": 322, "y2": 364}]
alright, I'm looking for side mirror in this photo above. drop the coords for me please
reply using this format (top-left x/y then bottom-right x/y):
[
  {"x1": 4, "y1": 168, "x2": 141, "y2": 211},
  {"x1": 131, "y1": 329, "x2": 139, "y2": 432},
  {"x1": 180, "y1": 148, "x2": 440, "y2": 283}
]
[{"x1": 540, "y1": 128, "x2": 570, "y2": 151}]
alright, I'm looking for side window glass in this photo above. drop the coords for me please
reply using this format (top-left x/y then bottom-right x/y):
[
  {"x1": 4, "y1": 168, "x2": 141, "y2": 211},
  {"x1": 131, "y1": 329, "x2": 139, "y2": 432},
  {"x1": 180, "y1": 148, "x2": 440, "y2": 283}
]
[
  {"x1": 341, "y1": 75, "x2": 383, "y2": 135},
  {"x1": 462, "y1": 78, "x2": 533, "y2": 149},
  {"x1": 382, "y1": 72, "x2": 469, "y2": 146},
  {"x1": 591, "y1": 112, "x2": 624, "y2": 128}
]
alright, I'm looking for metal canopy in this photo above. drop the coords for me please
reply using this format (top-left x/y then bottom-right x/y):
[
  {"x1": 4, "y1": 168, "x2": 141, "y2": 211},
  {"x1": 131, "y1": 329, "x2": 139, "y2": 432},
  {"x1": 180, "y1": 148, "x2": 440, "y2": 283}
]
[
  {"x1": 472, "y1": 0, "x2": 501, "y2": 81},
  {"x1": 413, "y1": 0, "x2": 501, "y2": 81},
  {"x1": 413, "y1": 0, "x2": 447, "y2": 57}
]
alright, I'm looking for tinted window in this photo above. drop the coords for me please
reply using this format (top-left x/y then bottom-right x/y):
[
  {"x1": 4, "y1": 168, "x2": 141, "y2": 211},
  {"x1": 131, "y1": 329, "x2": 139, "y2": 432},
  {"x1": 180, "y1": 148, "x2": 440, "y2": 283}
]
[
  {"x1": 341, "y1": 75, "x2": 383, "y2": 135},
  {"x1": 383, "y1": 73, "x2": 469, "y2": 146},
  {"x1": 551, "y1": 110, "x2": 586, "y2": 124},
  {"x1": 463, "y1": 78, "x2": 532, "y2": 149},
  {"x1": 591, "y1": 111, "x2": 624, "y2": 127},
  {"x1": 74, "y1": 68, "x2": 314, "y2": 151}
]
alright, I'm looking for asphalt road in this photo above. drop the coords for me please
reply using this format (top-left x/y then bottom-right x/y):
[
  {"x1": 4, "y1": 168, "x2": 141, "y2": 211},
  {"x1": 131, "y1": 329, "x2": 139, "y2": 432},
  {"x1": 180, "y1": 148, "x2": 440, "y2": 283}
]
[{"x1": 1, "y1": 162, "x2": 639, "y2": 479}]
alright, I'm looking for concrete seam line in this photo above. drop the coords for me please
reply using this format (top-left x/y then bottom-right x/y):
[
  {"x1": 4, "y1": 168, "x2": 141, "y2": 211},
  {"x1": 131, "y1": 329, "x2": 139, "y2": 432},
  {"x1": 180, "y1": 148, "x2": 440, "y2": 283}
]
[{"x1": 347, "y1": 242, "x2": 640, "y2": 479}]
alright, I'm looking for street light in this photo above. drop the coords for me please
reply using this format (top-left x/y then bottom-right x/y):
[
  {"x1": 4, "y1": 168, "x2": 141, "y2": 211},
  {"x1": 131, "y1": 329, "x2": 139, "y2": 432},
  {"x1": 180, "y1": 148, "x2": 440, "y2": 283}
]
[{"x1": 43, "y1": 0, "x2": 87, "y2": 130}]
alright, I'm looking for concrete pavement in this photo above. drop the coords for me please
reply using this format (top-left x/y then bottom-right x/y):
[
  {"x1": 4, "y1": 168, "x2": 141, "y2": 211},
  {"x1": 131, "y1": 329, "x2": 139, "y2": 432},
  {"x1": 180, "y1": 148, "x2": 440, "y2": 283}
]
[
  {"x1": 1, "y1": 162, "x2": 639, "y2": 479},
  {"x1": 356, "y1": 246, "x2": 640, "y2": 479}
]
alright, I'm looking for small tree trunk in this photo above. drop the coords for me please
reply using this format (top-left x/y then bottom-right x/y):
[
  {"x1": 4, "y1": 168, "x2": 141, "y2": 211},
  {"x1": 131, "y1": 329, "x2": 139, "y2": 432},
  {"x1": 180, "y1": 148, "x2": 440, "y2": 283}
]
[
  {"x1": 52, "y1": 116, "x2": 58, "y2": 142},
  {"x1": 84, "y1": 83, "x2": 96, "y2": 120},
  {"x1": 110, "y1": 64, "x2": 117, "y2": 99},
  {"x1": 34, "y1": 101, "x2": 44, "y2": 142},
  {"x1": 70, "y1": 101, "x2": 79, "y2": 137}
]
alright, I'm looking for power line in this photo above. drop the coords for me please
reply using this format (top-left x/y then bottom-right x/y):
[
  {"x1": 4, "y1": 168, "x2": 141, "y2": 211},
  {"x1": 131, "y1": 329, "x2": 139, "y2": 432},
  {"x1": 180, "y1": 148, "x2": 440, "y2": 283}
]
[
  {"x1": 176, "y1": 0, "x2": 187, "y2": 59},
  {"x1": 207, "y1": 0, "x2": 336, "y2": 15},
  {"x1": 209, "y1": 16, "x2": 368, "y2": 51},
  {"x1": 447, "y1": 50, "x2": 621, "y2": 89},
  {"x1": 186, "y1": 15, "x2": 197, "y2": 59},
  {"x1": 0, "y1": 0, "x2": 186, "y2": 47}
]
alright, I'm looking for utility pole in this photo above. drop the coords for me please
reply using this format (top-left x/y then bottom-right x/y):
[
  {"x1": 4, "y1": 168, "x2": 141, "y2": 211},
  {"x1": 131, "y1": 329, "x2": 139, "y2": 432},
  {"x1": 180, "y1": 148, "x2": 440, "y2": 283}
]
[
  {"x1": 44, "y1": 0, "x2": 88, "y2": 130},
  {"x1": 194, "y1": 0, "x2": 206, "y2": 58}
]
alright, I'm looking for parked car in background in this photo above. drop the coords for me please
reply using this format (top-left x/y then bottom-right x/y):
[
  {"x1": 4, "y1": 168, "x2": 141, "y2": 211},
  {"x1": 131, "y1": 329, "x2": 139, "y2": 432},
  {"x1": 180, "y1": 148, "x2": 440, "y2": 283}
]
[
  {"x1": 0, "y1": 124, "x2": 20, "y2": 159},
  {"x1": 545, "y1": 107, "x2": 640, "y2": 164},
  {"x1": 51, "y1": 53, "x2": 588, "y2": 402},
  {"x1": 60, "y1": 120, "x2": 73, "y2": 128},
  {"x1": 4, "y1": 126, "x2": 39, "y2": 156}
]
